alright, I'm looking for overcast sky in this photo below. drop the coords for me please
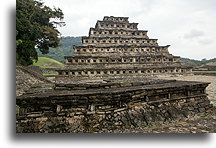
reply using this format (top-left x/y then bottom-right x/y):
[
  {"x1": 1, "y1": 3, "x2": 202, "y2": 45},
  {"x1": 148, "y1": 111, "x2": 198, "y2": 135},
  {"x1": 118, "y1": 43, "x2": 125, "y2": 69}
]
[{"x1": 43, "y1": 0, "x2": 215, "y2": 60}]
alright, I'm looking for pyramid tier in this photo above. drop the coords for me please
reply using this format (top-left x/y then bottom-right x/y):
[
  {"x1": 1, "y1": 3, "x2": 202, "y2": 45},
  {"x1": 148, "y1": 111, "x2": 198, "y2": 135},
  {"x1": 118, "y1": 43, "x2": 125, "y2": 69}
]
[
  {"x1": 103, "y1": 16, "x2": 129, "y2": 23},
  {"x1": 89, "y1": 28, "x2": 148, "y2": 38},
  {"x1": 62, "y1": 62, "x2": 190, "y2": 70},
  {"x1": 56, "y1": 62, "x2": 192, "y2": 77},
  {"x1": 73, "y1": 45, "x2": 170, "y2": 56},
  {"x1": 95, "y1": 20, "x2": 138, "y2": 31},
  {"x1": 65, "y1": 53, "x2": 180, "y2": 65},
  {"x1": 82, "y1": 36, "x2": 158, "y2": 46}
]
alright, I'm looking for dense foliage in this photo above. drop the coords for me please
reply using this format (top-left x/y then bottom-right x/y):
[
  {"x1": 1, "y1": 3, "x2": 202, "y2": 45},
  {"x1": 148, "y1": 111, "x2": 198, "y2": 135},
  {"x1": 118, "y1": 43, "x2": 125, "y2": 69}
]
[
  {"x1": 37, "y1": 36, "x2": 82, "y2": 63},
  {"x1": 16, "y1": 0, "x2": 65, "y2": 65},
  {"x1": 181, "y1": 58, "x2": 216, "y2": 67}
]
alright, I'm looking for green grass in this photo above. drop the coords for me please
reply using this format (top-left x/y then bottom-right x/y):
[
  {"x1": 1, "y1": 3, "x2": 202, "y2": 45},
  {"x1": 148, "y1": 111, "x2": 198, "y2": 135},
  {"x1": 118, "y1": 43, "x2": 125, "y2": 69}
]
[{"x1": 32, "y1": 57, "x2": 64, "y2": 68}]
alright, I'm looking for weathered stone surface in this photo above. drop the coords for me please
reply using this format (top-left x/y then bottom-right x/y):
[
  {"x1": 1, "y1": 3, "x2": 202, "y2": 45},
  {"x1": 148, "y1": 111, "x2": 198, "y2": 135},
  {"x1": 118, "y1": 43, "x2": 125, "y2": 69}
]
[
  {"x1": 17, "y1": 105, "x2": 215, "y2": 133},
  {"x1": 16, "y1": 78, "x2": 214, "y2": 133}
]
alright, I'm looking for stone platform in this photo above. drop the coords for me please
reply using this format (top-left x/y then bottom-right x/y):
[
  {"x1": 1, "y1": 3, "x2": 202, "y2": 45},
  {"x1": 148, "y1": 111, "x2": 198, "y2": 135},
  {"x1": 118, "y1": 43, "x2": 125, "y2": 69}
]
[
  {"x1": 16, "y1": 78, "x2": 213, "y2": 133},
  {"x1": 17, "y1": 78, "x2": 212, "y2": 115}
]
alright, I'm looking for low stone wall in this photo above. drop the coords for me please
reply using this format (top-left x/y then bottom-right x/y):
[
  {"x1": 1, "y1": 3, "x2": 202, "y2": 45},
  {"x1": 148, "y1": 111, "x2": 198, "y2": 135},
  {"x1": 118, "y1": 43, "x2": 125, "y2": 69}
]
[
  {"x1": 16, "y1": 95, "x2": 212, "y2": 133},
  {"x1": 16, "y1": 79, "x2": 213, "y2": 133}
]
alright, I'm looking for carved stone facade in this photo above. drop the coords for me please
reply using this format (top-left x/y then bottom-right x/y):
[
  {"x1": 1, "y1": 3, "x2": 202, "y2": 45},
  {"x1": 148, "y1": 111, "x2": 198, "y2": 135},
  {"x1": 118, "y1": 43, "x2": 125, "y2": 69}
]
[{"x1": 56, "y1": 16, "x2": 192, "y2": 78}]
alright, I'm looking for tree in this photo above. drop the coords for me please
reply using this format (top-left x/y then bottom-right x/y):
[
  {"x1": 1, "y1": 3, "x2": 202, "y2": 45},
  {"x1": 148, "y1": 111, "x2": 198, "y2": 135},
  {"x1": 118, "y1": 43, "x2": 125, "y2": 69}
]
[{"x1": 16, "y1": 0, "x2": 65, "y2": 65}]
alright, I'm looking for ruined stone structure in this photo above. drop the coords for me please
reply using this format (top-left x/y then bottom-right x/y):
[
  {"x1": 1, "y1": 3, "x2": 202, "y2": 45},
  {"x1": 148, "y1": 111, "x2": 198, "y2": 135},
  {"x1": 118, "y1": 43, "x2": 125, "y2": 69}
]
[
  {"x1": 17, "y1": 79, "x2": 211, "y2": 114},
  {"x1": 56, "y1": 16, "x2": 192, "y2": 78},
  {"x1": 16, "y1": 78, "x2": 213, "y2": 133}
]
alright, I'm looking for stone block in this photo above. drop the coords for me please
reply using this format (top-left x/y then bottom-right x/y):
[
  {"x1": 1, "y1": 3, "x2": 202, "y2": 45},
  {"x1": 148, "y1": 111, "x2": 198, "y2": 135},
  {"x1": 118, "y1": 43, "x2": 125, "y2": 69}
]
[
  {"x1": 198, "y1": 108, "x2": 205, "y2": 112},
  {"x1": 27, "y1": 113, "x2": 43, "y2": 118},
  {"x1": 187, "y1": 107, "x2": 194, "y2": 111},
  {"x1": 72, "y1": 87, "x2": 86, "y2": 90},
  {"x1": 110, "y1": 85, "x2": 118, "y2": 88},
  {"x1": 132, "y1": 82, "x2": 143, "y2": 86},
  {"x1": 120, "y1": 83, "x2": 132, "y2": 87},
  {"x1": 89, "y1": 96, "x2": 97, "y2": 99},
  {"x1": 65, "y1": 84, "x2": 77, "y2": 88}
]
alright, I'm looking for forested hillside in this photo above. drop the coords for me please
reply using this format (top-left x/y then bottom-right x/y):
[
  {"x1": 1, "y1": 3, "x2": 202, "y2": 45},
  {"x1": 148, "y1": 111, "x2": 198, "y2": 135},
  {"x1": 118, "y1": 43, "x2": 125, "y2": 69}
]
[
  {"x1": 37, "y1": 36, "x2": 82, "y2": 63},
  {"x1": 181, "y1": 58, "x2": 216, "y2": 67}
]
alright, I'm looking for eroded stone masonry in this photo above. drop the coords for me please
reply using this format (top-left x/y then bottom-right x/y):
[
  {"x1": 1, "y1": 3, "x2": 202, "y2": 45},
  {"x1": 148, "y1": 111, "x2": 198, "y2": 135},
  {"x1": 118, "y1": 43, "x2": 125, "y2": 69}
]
[
  {"x1": 16, "y1": 16, "x2": 214, "y2": 133},
  {"x1": 56, "y1": 16, "x2": 192, "y2": 79}
]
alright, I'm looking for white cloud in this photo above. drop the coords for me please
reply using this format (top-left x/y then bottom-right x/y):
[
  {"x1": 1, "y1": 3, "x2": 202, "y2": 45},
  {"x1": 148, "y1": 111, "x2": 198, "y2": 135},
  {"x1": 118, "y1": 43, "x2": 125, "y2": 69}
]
[
  {"x1": 184, "y1": 29, "x2": 204, "y2": 39},
  {"x1": 198, "y1": 39, "x2": 212, "y2": 45}
]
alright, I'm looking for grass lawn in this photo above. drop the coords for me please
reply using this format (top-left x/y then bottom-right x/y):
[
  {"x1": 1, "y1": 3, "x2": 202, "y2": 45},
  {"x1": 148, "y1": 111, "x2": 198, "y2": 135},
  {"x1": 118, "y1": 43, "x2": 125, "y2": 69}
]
[{"x1": 32, "y1": 57, "x2": 64, "y2": 68}]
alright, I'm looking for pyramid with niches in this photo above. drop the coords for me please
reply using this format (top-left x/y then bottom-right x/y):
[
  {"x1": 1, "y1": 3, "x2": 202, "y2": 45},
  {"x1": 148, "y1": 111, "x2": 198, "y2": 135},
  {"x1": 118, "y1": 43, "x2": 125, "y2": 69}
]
[{"x1": 56, "y1": 16, "x2": 192, "y2": 79}]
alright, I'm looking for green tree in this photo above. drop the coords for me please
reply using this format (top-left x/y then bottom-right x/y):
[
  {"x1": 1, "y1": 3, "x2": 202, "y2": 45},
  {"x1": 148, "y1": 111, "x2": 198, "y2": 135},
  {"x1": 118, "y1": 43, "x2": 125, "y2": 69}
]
[{"x1": 16, "y1": 0, "x2": 65, "y2": 65}]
